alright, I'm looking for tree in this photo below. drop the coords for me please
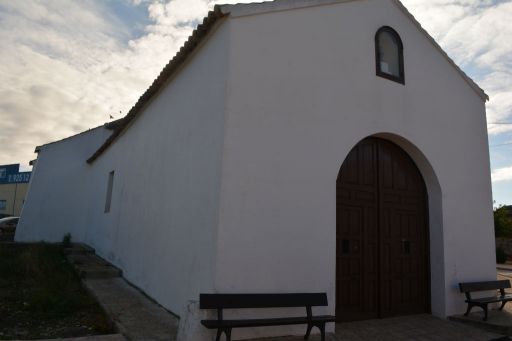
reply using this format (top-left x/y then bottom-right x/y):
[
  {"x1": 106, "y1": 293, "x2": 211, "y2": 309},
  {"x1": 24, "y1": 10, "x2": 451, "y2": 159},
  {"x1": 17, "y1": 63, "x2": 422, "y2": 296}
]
[{"x1": 494, "y1": 205, "x2": 512, "y2": 238}]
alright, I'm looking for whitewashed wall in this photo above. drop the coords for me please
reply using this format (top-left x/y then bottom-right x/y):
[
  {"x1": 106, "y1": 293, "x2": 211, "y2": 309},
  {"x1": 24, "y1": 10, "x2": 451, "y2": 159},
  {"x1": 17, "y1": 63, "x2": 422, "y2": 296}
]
[
  {"x1": 15, "y1": 127, "x2": 112, "y2": 243},
  {"x1": 215, "y1": 0, "x2": 494, "y2": 339},
  {"x1": 81, "y1": 20, "x2": 230, "y2": 340},
  {"x1": 16, "y1": 18, "x2": 230, "y2": 341}
]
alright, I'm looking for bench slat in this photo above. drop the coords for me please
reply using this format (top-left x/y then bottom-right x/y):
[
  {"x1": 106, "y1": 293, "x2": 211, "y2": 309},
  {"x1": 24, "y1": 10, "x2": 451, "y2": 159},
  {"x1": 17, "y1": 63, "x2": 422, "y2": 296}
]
[
  {"x1": 467, "y1": 295, "x2": 512, "y2": 304},
  {"x1": 201, "y1": 315, "x2": 336, "y2": 329},
  {"x1": 199, "y1": 293, "x2": 328, "y2": 309},
  {"x1": 459, "y1": 280, "x2": 511, "y2": 293}
]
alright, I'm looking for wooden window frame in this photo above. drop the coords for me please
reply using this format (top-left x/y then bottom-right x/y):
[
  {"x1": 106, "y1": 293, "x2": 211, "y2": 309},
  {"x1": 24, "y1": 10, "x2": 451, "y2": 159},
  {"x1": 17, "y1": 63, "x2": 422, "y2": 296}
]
[{"x1": 375, "y1": 26, "x2": 405, "y2": 85}]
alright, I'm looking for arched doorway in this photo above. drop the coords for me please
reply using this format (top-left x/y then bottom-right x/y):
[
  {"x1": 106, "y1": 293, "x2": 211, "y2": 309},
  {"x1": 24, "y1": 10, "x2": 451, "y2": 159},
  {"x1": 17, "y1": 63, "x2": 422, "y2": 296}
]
[{"x1": 336, "y1": 137, "x2": 430, "y2": 321}]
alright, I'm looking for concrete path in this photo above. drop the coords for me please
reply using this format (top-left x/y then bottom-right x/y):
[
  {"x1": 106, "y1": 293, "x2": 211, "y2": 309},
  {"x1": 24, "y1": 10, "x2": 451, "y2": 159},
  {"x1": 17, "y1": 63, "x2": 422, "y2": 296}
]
[
  {"x1": 65, "y1": 244, "x2": 179, "y2": 341},
  {"x1": 498, "y1": 268, "x2": 512, "y2": 281},
  {"x1": 32, "y1": 335, "x2": 126, "y2": 341},
  {"x1": 247, "y1": 315, "x2": 504, "y2": 341},
  {"x1": 497, "y1": 264, "x2": 512, "y2": 272},
  {"x1": 84, "y1": 278, "x2": 179, "y2": 341},
  {"x1": 451, "y1": 309, "x2": 512, "y2": 336}
]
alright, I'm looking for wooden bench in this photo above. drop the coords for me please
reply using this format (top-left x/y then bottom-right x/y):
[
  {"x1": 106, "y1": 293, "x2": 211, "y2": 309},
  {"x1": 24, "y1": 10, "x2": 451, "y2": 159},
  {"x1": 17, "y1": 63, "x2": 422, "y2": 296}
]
[
  {"x1": 459, "y1": 280, "x2": 512, "y2": 321},
  {"x1": 199, "y1": 293, "x2": 336, "y2": 341}
]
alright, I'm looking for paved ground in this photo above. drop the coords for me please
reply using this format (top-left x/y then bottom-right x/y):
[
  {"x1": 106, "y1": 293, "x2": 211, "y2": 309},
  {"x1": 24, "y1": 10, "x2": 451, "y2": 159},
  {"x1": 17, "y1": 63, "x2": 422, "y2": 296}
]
[
  {"x1": 445, "y1": 267, "x2": 512, "y2": 336},
  {"x1": 35, "y1": 249, "x2": 512, "y2": 341},
  {"x1": 79, "y1": 262, "x2": 510, "y2": 341},
  {"x1": 84, "y1": 277, "x2": 179, "y2": 341},
  {"x1": 246, "y1": 315, "x2": 504, "y2": 341},
  {"x1": 34, "y1": 335, "x2": 126, "y2": 341},
  {"x1": 6, "y1": 241, "x2": 511, "y2": 340},
  {"x1": 498, "y1": 267, "x2": 512, "y2": 283}
]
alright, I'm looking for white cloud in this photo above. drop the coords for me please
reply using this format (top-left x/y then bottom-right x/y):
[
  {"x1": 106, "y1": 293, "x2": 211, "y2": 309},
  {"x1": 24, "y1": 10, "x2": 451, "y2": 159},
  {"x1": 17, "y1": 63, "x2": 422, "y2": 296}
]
[
  {"x1": 402, "y1": 0, "x2": 512, "y2": 135},
  {"x1": 0, "y1": 0, "x2": 510, "y2": 171},
  {"x1": 492, "y1": 166, "x2": 512, "y2": 182},
  {"x1": 0, "y1": 0, "x2": 267, "y2": 168}
]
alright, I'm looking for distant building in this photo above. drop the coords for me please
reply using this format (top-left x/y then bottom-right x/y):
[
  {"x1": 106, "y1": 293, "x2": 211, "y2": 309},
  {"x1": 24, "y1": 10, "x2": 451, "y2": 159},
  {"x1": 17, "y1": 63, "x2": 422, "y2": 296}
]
[{"x1": 0, "y1": 164, "x2": 31, "y2": 217}]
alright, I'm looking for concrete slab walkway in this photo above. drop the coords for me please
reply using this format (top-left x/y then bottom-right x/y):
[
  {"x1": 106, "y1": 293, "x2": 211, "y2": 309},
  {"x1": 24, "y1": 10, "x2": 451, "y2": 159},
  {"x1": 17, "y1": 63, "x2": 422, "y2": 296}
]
[
  {"x1": 497, "y1": 264, "x2": 512, "y2": 272},
  {"x1": 247, "y1": 315, "x2": 504, "y2": 341},
  {"x1": 65, "y1": 244, "x2": 179, "y2": 341},
  {"x1": 32, "y1": 334, "x2": 126, "y2": 341},
  {"x1": 450, "y1": 309, "x2": 512, "y2": 335},
  {"x1": 84, "y1": 278, "x2": 179, "y2": 341}
]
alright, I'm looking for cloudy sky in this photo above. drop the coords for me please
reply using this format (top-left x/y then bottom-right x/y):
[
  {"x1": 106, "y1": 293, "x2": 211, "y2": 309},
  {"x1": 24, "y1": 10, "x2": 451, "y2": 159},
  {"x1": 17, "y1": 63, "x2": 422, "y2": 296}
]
[{"x1": 0, "y1": 0, "x2": 511, "y2": 205}]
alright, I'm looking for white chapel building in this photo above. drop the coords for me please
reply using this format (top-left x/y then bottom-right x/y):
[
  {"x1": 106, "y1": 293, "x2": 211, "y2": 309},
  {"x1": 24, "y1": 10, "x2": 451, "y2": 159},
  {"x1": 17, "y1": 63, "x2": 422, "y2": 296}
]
[{"x1": 16, "y1": 0, "x2": 496, "y2": 340}]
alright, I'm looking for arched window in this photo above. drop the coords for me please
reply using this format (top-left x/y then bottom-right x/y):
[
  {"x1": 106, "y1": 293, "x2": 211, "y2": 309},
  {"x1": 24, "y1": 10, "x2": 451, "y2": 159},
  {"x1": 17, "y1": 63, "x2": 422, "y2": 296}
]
[{"x1": 375, "y1": 26, "x2": 404, "y2": 84}]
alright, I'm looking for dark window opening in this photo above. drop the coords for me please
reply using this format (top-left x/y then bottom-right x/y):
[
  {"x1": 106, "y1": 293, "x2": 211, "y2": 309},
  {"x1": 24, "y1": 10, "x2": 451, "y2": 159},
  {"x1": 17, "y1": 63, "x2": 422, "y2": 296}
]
[
  {"x1": 104, "y1": 171, "x2": 115, "y2": 213},
  {"x1": 375, "y1": 26, "x2": 404, "y2": 84}
]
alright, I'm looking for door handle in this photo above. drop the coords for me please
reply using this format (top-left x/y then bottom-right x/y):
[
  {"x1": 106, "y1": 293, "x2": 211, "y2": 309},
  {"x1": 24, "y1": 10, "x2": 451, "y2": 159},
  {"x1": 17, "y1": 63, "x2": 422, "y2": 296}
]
[{"x1": 401, "y1": 239, "x2": 411, "y2": 255}]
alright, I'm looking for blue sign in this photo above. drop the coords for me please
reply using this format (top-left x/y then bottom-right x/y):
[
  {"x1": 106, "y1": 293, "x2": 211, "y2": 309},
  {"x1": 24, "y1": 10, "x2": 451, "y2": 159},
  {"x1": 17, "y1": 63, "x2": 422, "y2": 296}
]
[{"x1": 0, "y1": 164, "x2": 31, "y2": 184}]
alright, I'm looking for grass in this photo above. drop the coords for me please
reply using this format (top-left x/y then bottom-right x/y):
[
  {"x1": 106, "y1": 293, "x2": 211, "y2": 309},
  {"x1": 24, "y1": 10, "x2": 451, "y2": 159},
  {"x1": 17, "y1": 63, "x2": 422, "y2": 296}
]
[{"x1": 0, "y1": 243, "x2": 114, "y2": 339}]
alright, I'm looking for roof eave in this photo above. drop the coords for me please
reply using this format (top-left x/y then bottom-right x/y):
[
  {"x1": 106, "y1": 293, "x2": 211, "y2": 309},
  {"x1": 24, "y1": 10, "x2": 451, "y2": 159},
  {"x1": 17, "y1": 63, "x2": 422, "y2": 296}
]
[
  {"x1": 87, "y1": 6, "x2": 227, "y2": 164},
  {"x1": 392, "y1": 0, "x2": 488, "y2": 102},
  {"x1": 219, "y1": 0, "x2": 359, "y2": 18}
]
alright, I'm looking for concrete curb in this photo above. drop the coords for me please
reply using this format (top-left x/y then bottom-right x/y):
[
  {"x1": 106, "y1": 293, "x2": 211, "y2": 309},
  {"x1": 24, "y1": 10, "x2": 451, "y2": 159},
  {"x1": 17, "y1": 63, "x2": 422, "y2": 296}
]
[{"x1": 23, "y1": 334, "x2": 126, "y2": 341}]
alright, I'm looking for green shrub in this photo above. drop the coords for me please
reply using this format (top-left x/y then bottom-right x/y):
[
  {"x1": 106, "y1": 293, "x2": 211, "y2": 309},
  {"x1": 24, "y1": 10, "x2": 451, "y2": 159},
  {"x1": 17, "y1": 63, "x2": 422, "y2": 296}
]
[
  {"x1": 495, "y1": 205, "x2": 512, "y2": 238},
  {"x1": 496, "y1": 247, "x2": 508, "y2": 264},
  {"x1": 62, "y1": 233, "x2": 72, "y2": 248}
]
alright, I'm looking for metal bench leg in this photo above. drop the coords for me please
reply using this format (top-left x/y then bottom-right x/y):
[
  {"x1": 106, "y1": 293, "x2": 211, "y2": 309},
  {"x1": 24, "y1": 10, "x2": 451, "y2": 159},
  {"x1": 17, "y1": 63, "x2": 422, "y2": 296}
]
[
  {"x1": 483, "y1": 304, "x2": 488, "y2": 321},
  {"x1": 318, "y1": 323, "x2": 326, "y2": 341},
  {"x1": 500, "y1": 301, "x2": 508, "y2": 311},
  {"x1": 304, "y1": 323, "x2": 313, "y2": 340},
  {"x1": 464, "y1": 303, "x2": 474, "y2": 316},
  {"x1": 225, "y1": 328, "x2": 232, "y2": 341},
  {"x1": 215, "y1": 328, "x2": 222, "y2": 341},
  {"x1": 215, "y1": 328, "x2": 232, "y2": 341}
]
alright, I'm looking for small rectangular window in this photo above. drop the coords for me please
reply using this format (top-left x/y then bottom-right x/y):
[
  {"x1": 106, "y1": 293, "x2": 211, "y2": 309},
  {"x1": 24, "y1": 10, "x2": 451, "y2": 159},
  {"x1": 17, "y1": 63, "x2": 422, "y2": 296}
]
[
  {"x1": 104, "y1": 171, "x2": 115, "y2": 213},
  {"x1": 0, "y1": 200, "x2": 6, "y2": 211}
]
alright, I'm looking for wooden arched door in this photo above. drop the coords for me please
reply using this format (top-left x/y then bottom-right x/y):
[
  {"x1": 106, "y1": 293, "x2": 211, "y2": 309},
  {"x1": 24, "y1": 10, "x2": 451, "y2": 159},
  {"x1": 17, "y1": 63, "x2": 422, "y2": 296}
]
[{"x1": 336, "y1": 137, "x2": 430, "y2": 321}]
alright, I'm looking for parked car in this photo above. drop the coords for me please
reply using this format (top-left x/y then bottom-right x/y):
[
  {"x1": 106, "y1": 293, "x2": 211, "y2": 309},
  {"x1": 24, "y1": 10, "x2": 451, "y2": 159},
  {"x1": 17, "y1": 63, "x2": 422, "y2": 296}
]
[{"x1": 0, "y1": 216, "x2": 19, "y2": 234}]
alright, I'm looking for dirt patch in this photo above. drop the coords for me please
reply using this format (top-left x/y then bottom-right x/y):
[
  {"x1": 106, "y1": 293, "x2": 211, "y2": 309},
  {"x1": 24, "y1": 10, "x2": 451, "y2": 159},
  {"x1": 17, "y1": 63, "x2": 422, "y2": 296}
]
[{"x1": 0, "y1": 243, "x2": 114, "y2": 339}]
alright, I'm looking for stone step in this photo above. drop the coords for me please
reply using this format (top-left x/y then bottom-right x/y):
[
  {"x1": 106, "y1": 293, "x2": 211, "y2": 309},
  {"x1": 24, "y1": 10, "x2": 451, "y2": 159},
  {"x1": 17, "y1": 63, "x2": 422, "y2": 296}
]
[
  {"x1": 63, "y1": 243, "x2": 178, "y2": 340},
  {"x1": 64, "y1": 243, "x2": 95, "y2": 255},
  {"x1": 65, "y1": 245, "x2": 122, "y2": 279},
  {"x1": 68, "y1": 253, "x2": 109, "y2": 266},
  {"x1": 77, "y1": 265, "x2": 123, "y2": 279}
]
